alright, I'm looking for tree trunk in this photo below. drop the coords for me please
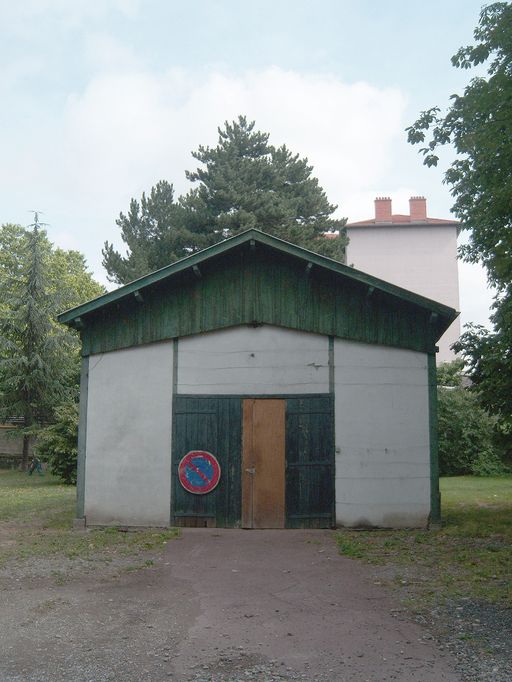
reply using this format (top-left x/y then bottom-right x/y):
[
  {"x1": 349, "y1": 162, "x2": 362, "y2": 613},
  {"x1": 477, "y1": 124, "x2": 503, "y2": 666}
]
[
  {"x1": 21, "y1": 409, "x2": 33, "y2": 472},
  {"x1": 21, "y1": 434, "x2": 30, "y2": 472}
]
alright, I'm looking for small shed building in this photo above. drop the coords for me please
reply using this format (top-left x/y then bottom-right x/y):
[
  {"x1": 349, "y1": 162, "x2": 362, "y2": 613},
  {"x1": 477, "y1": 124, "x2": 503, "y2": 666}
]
[{"x1": 59, "y1": 229, "x2": 457, "y2": 530}]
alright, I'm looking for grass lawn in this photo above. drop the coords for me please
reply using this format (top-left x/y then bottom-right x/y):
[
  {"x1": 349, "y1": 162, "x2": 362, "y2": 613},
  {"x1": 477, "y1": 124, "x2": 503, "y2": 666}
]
[
  {"x1": 336, "y1": 475, "x2": 512, "y2": 610},
  {"x1": 0, "y1": 470, "x2": 179, "y2": 569}
]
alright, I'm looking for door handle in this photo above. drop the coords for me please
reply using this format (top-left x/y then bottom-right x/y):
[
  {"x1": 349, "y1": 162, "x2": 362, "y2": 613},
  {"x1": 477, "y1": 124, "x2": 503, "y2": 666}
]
[{"x1": 245, "y1": 467, "x2": 256, "y2": 475}]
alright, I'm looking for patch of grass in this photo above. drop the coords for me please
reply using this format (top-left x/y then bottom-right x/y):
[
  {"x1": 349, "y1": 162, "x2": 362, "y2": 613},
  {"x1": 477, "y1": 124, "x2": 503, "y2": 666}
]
[
  {"x1": 0, "y1": 470, "x2": 179, "y2": 569},
  {"x1": 337, "y1": 538, "x2": 366, "y2": 558},
  {"x1": 336, "y1": 476, "x2": 512, "y2": 609},
  {"x1": 0, "y1": 470, "x2": 75, "y2": 523}
]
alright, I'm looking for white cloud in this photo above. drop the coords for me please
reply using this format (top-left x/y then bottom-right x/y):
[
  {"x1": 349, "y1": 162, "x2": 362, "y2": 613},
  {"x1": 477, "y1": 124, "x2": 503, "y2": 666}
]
[
  {"x1": 0, "y1": 57, "x2": 494, "y2": 330},
  {"x1": 55, "y1": 66, "x2": 408, "y2": 227},
  {"x1": 25, "y1": 65, "x2": 390, "y2": 285},
  {"x1": 5, "y1": 57, "x2": 492, "y2": 335}
]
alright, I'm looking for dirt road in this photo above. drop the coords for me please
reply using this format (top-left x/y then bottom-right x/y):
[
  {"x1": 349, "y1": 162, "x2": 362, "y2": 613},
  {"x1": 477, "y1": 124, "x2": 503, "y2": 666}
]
[{"x1": 1, "y1": 529, "x2": 461, "y2": 681}]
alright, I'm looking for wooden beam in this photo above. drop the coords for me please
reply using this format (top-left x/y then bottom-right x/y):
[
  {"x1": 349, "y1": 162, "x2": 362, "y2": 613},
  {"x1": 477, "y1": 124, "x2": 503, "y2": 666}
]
[{"x1": 134, "y1": 290, "x2": 144, "y2": 304}]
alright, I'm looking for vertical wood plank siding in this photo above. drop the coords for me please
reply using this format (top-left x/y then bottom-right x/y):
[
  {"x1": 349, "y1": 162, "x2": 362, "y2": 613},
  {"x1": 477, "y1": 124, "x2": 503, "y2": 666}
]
[
  {"x1": 286, "y1": 396, "x2": 334, "y2": 528},
  {"x1": 173, "y1": 394, "x2": 334, "y2": 528},
  {"x1": 172, "y1": 396, "x2": 242, "y2": 527},
  {"x1": 81, "y1": 245, "x2": 442, "y2": 356}
]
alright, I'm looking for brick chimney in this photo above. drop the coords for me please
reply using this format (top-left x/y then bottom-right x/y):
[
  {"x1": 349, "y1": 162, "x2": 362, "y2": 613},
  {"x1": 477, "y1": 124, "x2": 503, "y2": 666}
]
[
  {"x1": 409, "y1": 196, "x2": 427, "y2": 221},
  {"x1": 375, "y1": 197, "x2": 392, "y2": 223}
]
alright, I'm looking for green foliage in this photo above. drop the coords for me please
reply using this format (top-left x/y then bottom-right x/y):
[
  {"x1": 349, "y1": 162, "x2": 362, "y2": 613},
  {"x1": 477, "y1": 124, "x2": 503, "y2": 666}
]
[
  {"x1": 36, "y1": 401, "x2": 79, "y2": 484},
  {"x1": 103, "y1": 117, "x2": 347, "y2": 284},
  {"x1": 102, "y1": 180, "x2": 209, "y2": 284},
  {"x1": 436, "y1": 361, "x2": 505, "y2": 476},
  {"x1": 454, "y1": 304, "x2": 512, "y2": 434},
  {"x1": 407, "y1": 3, "x2": 512, "y2": 287},
  {"x1": 0, "y1": 221, "x2": 104, "y2": 467},
  {"x1": 407, "y1": 3, "x2": 512, "y2": 434},
  {"x1": 184, "y1": 116, "x2": 347, "y2": 257},
  {"x1": 438, "y1": 386, "x2": 504, "y2": 476},
  {"x1": 0, "y1": 221, "x2": 70, "y2": 430},
  {"x1": 0, "y1": 223, "x2": 104, "y2": 312},
  {"x1": 436, "y1": 358, "x2": 465, "y2": 388}
]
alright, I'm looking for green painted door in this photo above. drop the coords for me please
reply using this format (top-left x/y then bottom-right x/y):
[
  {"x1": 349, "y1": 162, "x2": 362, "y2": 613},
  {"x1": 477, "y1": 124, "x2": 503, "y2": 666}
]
[
  {"x1": 172, "y1": 396, "x2": 242, "y2": 527},
  {"x1": 172, "y1": 394, "x2": 334, "y2": 528},
  {"x1": 285, "y1": 395, "x2": 335, "y2": 528}
]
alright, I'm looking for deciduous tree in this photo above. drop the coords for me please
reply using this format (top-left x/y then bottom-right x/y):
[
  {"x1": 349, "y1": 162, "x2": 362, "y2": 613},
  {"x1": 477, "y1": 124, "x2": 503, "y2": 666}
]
[{"x1": 407, "y1": 2, "x2": 512, "y2": 430}]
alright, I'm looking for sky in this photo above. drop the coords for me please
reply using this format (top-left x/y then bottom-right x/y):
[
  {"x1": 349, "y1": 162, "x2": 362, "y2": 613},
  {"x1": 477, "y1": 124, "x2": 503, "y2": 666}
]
[{"x1": 0, "y1": 0, "x2": 495, "y2": 328}]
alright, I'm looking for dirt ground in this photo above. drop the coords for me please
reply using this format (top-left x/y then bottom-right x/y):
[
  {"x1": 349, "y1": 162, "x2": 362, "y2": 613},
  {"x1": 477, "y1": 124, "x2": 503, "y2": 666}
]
[{"x1": 0, "y1": 529, "x2": 462, "y2": 682}]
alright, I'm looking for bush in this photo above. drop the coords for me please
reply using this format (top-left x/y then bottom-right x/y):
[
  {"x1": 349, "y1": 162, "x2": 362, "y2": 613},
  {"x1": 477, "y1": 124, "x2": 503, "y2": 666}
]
[
  {"x1": 36, "y1": 402, "x2": 79, "y2": 484},
  {"x1": 437, "y1": 387, "x2": 504, "y2": 476}
]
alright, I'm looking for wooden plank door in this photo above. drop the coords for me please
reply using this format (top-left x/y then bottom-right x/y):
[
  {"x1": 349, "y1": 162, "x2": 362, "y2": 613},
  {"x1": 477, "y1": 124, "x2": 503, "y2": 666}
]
[
  {"x1": 242, "y1": 399, "x2": 286, "y2": 529},
  {"x1": 172, "y1": 396, "x2": 242, "y2": 528},
  {"x1": 285, "y1": 395, "x2": 334, "y2": 528}
]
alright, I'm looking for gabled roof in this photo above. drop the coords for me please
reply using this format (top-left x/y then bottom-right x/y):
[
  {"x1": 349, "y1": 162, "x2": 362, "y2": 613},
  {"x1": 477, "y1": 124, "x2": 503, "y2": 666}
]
[{"x1": 59, "y1": 228, "x2": 457, "y2": 326}]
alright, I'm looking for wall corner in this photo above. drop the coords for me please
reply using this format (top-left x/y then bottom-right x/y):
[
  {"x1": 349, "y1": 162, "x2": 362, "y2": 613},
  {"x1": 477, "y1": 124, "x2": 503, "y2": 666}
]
[
  {"x1": 76, "y1": 356, "x2": 89, "y2": 519},
  {"x1": 428, "y1": 352, "x2": 440, "y2": 524}
]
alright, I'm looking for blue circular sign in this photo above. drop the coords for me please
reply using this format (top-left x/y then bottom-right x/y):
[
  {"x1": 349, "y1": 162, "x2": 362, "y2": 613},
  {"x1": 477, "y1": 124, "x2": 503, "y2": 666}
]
[{"x1": 178, "y1": 450, "x2": 221, "y2": 494}]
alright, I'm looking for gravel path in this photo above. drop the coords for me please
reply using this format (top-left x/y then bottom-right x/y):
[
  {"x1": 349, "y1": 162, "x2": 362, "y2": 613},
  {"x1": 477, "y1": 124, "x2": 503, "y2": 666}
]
[
  {"x1": 0, "y1": 529, "x2": 509, "y2": 681},
  {"x1": 414, "y1": 599, "x2": 512, "y2": 682}
]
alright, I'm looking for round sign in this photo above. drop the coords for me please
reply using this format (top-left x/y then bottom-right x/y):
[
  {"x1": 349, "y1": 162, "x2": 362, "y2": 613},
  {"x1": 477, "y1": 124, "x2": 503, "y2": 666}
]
[{"x1": 178, "y1": 450, "x2": 221, "y2": 495}]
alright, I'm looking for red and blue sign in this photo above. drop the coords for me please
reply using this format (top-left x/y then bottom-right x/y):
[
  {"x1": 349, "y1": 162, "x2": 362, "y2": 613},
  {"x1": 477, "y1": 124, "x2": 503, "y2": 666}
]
[{"x1": 178, "y1": 450, "x2": 221, "y2": 495}]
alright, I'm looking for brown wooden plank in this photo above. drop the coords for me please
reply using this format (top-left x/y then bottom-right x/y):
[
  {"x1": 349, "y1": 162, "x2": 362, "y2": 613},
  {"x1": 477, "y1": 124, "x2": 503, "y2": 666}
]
[{"x1": 242, "y1": 399, "x2": 286, "y2": 529}]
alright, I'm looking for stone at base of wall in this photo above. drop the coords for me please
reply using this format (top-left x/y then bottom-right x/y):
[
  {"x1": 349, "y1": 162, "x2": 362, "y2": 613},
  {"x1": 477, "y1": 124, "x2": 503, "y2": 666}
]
[{"x1": 73, "y1": 517, "x2": 86, "y2": 530}]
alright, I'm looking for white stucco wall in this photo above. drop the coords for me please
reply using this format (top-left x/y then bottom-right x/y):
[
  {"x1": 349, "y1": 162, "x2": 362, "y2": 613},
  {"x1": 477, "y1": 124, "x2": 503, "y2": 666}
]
[
  {"x1": 84, "y1": 341, "x2": 173, "y2": 526},
  {"x1": 82, "y1": 326, "x2": 433, "y2": 529},
  {"x1": 346, "y1": 224, "x2": 460, "y2": 363},
  {"x1": 334, "y1": 339, "x2": 431, "y2": 528},
  {"x1": 177, "y1": 325, "x2": 329, "y2": 395}
]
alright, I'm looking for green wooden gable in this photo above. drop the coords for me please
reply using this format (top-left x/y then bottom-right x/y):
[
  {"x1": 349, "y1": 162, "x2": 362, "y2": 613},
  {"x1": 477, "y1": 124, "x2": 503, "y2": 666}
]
[{"x1": 58, "y1": 229, "x2": 458, "y2": 356}]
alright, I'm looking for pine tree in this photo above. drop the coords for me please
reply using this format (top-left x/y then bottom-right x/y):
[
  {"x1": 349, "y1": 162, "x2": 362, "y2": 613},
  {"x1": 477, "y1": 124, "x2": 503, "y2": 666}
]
[
  {"x1": 102, "y1": 180, "x2": 209, "y2": 284},
  {"x1": 0, "y1": 215, "x2": 75, "y2": 469},
  {"x1": 184, "y1": 116, "x2": 347, "y2": 258},
  {"x1": 103, "y1": 118, "x2": 347, "y2": 284}
]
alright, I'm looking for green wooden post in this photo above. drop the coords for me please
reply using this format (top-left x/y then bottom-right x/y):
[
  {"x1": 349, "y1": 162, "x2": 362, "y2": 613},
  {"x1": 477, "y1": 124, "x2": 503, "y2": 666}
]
[
  {"x1": 428, "y1": 352, "x2": 441, "y2": 526},
  {"x1": 76, "y1": 356, "x2": 89, "y2": 522}
]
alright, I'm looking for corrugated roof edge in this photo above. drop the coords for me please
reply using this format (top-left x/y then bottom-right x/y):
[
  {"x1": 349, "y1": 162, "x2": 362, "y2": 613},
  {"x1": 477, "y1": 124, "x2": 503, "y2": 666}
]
[{"x1": 58, "y1": 228, "x2": 459, "y2": 325}]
